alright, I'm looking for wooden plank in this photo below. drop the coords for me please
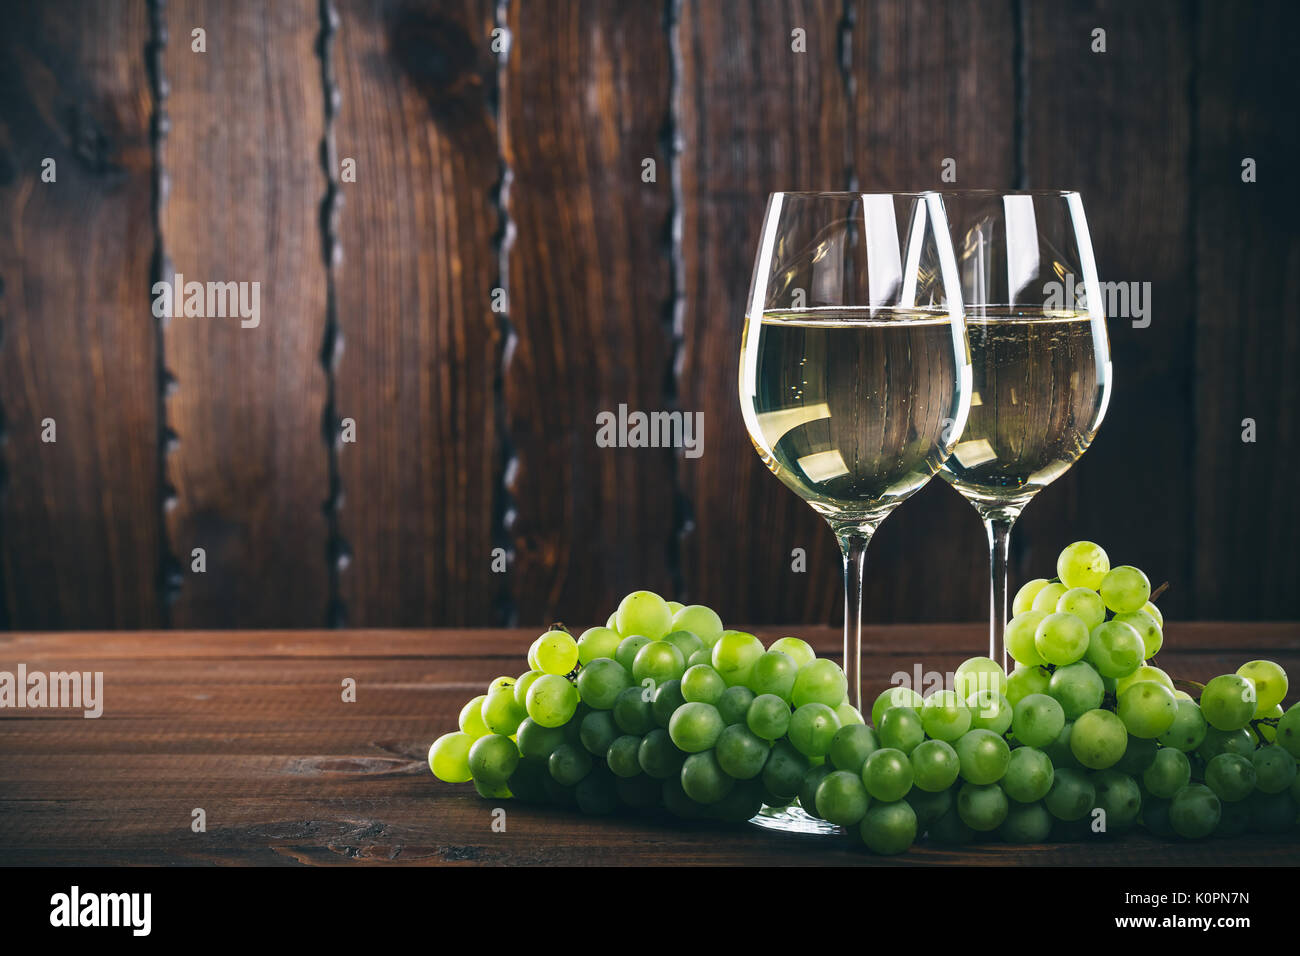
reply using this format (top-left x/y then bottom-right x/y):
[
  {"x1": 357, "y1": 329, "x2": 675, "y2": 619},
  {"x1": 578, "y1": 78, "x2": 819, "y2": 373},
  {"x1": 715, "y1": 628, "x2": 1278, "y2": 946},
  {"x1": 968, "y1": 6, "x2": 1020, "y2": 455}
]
[
  {"x1": 1193, "y1": 0, "x2": 1300, "y2": 618},
  {"x1": 1021, "y1": 0, "x2": 1196, "y2": 617},
  {"x1": 331, "y1": 0, "x2": 501, "y2": 627},
  {"x1": 502, "y1": 0, "x2": 675, "y2": 624},
  {"x1": 162, "y1": 0, "x2": 330, "y2": 627},
  {"x1": 0, "y1": 0, "x2": 161, "y2": 629},
  {"x1": 851, "y1": 0, "x2": 1019, "y2": 622},
  {"x1": 677, "y1": 0, "x2": 849, "y2": 625}
]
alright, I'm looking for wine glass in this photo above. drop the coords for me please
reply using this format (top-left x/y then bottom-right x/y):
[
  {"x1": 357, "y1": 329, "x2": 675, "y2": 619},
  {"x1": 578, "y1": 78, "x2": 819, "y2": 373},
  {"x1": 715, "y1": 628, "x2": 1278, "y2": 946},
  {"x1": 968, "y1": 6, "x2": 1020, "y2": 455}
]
[
  {"x1": 739, "y1": 192, "x2": 971, "y2": 832},
  {"x1": 937, "y1": 191, "x2": 1112, "y2": 670}
]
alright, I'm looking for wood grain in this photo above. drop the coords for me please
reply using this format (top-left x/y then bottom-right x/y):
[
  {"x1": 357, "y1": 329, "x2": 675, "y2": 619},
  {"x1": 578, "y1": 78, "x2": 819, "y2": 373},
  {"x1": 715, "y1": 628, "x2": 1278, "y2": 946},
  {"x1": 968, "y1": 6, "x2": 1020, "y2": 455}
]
[
  {"x1": 503, "y1": 0, "x2": 674, "y2": 623},
  {"x1": 0, "y1": 624, "x2": 1295, "y2": 866},
  {"x1": 332, "y1": 0, "x2": 501, "y2": 627},
  {"x1": 1193, "y1": 0, "x2": 1300, "y2": 619},
  {"x1": 0, "y1": 0, "x2": 161, "y2": 630},
  {"x1": 162, "y1": 0, "x2": 330, "y2": 627},
  {"x1": 1021, "y1": 0, "x2": 1196, "y2": 617}
]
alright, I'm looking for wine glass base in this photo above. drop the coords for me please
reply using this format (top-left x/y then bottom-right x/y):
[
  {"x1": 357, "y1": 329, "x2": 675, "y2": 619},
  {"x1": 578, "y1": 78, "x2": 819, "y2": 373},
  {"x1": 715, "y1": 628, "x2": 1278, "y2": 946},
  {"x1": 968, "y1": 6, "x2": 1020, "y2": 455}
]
[{"x1": 749, "y1": 802, "x2": 843, "y2": 836}]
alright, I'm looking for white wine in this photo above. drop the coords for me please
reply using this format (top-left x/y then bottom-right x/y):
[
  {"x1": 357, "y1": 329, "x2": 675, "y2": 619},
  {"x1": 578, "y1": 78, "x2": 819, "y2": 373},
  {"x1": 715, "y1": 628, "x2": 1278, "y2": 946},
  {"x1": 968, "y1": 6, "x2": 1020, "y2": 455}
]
[
  {"x1": 740, "y1": 307, "x2": 970, "y2": 529},
  {"x1": 939, "y1": 308, "x2": 1110, "y2": 511}
]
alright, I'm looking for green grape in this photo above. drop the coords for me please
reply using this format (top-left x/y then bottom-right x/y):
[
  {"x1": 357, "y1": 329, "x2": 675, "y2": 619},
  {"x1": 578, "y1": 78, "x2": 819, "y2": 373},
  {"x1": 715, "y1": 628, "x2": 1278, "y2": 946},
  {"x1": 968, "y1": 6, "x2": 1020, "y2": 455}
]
[
  {"x1": 1200, "y1": 674, "x2": 1257, "y2": 731},
  {"x1": 575, "y1": 658, "x2": 632, "y2": 710},
  {"x1": 1057, "y1": 587, "x2": 1107, "y2": 630},
  {"x1": 1114, "y1": 735, "x2": 1158, "y2": 776},
  {"x1": 612, "y1": 686, "x2": 655, "y2": 735},
  {"x1": 910, "y1": 739, "x2": 959, "y2": 792},
  {"x1": 762, "y1": 740, "x2": 811, "y2": 799},
  {"x1": 459, "y1": 695, "x2": 491, "y2": 739},
  {"x1": 638, "y1": 728, "x2": 685, "y2": 779},
  {"x1": 615, "y1": 635, "x2": 652, "y2": 673},
  {"x1": 1012, "y1": 693, "x2": 1065, "y2": 748},
  {"x1": 1142, "y1": 601, "x2": 1163, "y2": 626},
  {"x1": 527, "y1": 639, "x2": 541, "y2": 671},
  {"x1": 1034, "y1": 612, "x2": 1090, "y2": 666},
  {"x1": 546, "y1": 742, "x2": 592, "y2": 786},
  {"x1": 1048, "y1": 661, "x2": 1105, "y2": 720},
  {"x1": 879, "y1": 707, "x2": 926, "y2": 755},
  {"x1": 1214, "y1": 799, "x2": 1252, "y2": 838},
  {"x1": 1031, "y1": 582, "x2": 1070, "y2": 613},
  {"x1": 1248, "y1": 790, "x2": 1299, "y2": 834},
  {"x1": 670, "y1": 605, "x2": 724, "y2": 647},
  {"x1": 1204, "y1": 753, "x2": 1257, "y2": 802},
  {"x1": 687, "y1": 648, "x2": 711, "y2": 668},
  {"x1": 1252, "y1": 745, "x2": 1298, "y2": 794},
  {"x1": 836, "y1": 703, "x2": 866, "y2": 726},
  {"x1": 512, "y1": 670, "x2": 544, "y2": 710},
  {"x1": 575, "y1": 768, "x2": 619, "y2": 815},
  {"x1": 815, "y1": 770, "x2": 871, "y2": 826},
  {"x1": 605, "y1": 611, "x2": 619, "y2": 632},
  {"x1": 1044, "y1": 767, "x2": 1095, "y2": 821},
  {"x1": 1011, "y1": 578, "x2": 1052, "y2": 616},
  {"x1": 954, "y1": 729, "x2": 1011, "y2": 785},
  {"x1": 1070, "y1": 708, "x2": 1128, "y2": 769},
  {"x1": 957, "y1": 782, "x2": 1009, "y2": 831},
  {"x1": 788, "y1": 703, "x2": 842, "y2": 757},
  {"x1": 579, "y1": 710, "x2": 619, "y2": 756},
  {"x1": 768, "y1": 636, "x2": 816, "y2": 668},
  {"x1": 468, "y1": 734, "x2": 520, "y2": 786},
  {"x1": 1006, "y1": 611, "x2": 1049, "y2": 667},
  {"x1": 1197, "y1": 726, "x2": 1256, "y2": 762},
  {"x1": 1158, "y1": 698, "x2": 1208, "y2": 752},
  {"x1": 662, "y1": 629, "x2": 705, "y2": 662},
  {"x1": 829, "y1": 723, "x2": 881, "y2": 773},
  {"x1": 429, "y1": 732, "x2": 474, "y2": 782},
  {"x1": 905, "y1": 786, "x2": 952, "y2": 829},
  {"x1": 681, "y1": 664, "x2": 726, "y2": 704},
  {"x1": 1168, "y1": 784, "x2": 1220, "y2": 839},
  {"x1": 1112, "y1": 610, "x2": 1163, "y2": 659},
  {"x1": 651, "y1": 678, "x2": 686, "y2": 728},
  {"x1": 680, "y1": 750, "x2": 734, "y2": 804},
  {"x1": 1085, "y1": 620, "x2": 1145, "y2": 679},
  {"x1": 1002, "y1": 747, "x2": 1054, "y2": 802},
  {"x1": 1006, "y1": 664, "x2": 1052, "y2": 706},
  {"x1": 1116, "y1": 681, "x2": 1177, "y2": 739},
  {"x1": 487, "y1": 675, "x2": 515, "y2": 694},
  {"x1": 517, "y1": 717, "x2": 567, "y2": 761},
  {"x1": 1116, "y1": 664, "x2": 1175, "y2": 696},
  {"x1": 474, "y1": 778, "x2": 512, "y2": 799},
  {"x1": 1057, "y1": 540, "x2": 1111, "y2": 589},
  {"x1": 747, "y1": 694, "x2": 792, "y2": 741},
  {"x1": 660, "y1": 777, "x2": 703, "y2": 818},
  {"x1": 954, "y1": 657, "x2": 1009, "y2": 698},
  {"x1": 668, "y1": 701, "x2": 725, "y2": 752},
  {"x1": 921, "y1": 690, "x2": 972, "y2": 742},
  {"x1": 717, "y1": 685, "x2": 756, "y2": 725},
  {"x1": 666, "y1": 600, "x2": 684, "y2": 615},
  {"x1": 715, "y1": 724, "x2": 769, "y2": 780},
  {"x1": 632, "y1": 640, "x2": 687, "y2": 686},
  {"x1": 482, "y1": 687, "x2": 528, "y2": 736},
  {"x1": 1143, "y1": 746, "x2": 1191, "y2": 798},
  {"x1": 792, "y1": 658, "x2": 849, "y2": 708},
  {"x1": 1278, "y1": 703, "x2": 1300, "y2": 758},
  {"x1": 1098, "y1": 565, "x2": 1151, "y2": 614},
  {"x1": 535, "y1": 630, "x2": 579, "y2": 675},
  {"x1": 748, "y1": 651, "x2": 799, "y2": 701},
  {"x1": 1092, "y1": 770, "x2": 1142, "y2": 828},
  {"x1": 1236, "y1": 660, "x2": 1288, "y2": 715},
  {"x1": 1044, "y1": 721, "x2": 1080, "y2": 770},
  {"x1": 862, "y1": 747, "x2": 914, "y2": 802},
  {"x1": 860, "y1": 800, "x2": 918, "y2": 854},
  {"x1": 710, "y1": 781, "x2": 766, "y2": 823},
  {"x1": 711, "y1": 631, "x2": 765, "y2": 687},
  {"x1": 506, "y1": 759, "x2": 548, "y2": 803},
  {"x1": 870, "y1": 686, "x2": 924, "y2": 726},
  {"x1": 615, "y1": 590, "x2": 673, "y2": 641},
  {"x1": 999, "y1": 800, "x2": 1054, "y2": 843},
  {"x1": 525, "y1": 674, "x2": 579, "y2": 728},
  {"x1": 967, "y1": 690, "x2": 1014, "y2": 735},
  {"x1": 928, "y1": 804, "x2": 976, "y2": 845}
]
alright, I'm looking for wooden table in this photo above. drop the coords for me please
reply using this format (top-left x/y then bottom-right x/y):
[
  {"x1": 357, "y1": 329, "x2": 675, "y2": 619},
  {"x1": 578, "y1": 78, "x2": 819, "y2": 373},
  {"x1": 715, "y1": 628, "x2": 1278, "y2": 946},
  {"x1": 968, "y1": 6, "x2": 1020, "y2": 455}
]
[{"x1": 1, "y1": 624, "x2": 1297, "y2": 866}]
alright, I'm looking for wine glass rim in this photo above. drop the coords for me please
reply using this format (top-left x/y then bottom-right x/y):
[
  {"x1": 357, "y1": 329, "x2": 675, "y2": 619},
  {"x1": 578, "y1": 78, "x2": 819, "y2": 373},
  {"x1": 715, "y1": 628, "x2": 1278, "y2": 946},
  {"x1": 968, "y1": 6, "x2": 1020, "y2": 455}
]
[
  {"x1": 768, "y1": 190, "x2": 939, "y2": 198},
  {"x1": 937, "y1": 188, "x2": 1082, "y2": 197}
]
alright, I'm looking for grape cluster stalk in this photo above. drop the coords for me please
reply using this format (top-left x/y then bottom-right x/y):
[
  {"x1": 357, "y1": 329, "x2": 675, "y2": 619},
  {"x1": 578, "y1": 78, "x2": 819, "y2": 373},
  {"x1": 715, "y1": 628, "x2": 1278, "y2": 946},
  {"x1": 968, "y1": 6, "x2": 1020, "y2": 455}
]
[{"x1": 430, "y1": 547, "x2": 1300, "y2": 853}]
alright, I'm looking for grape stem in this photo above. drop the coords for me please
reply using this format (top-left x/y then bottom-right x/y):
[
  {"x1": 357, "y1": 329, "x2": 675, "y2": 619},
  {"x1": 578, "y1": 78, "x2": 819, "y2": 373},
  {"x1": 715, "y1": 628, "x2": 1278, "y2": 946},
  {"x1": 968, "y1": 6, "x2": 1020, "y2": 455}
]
[{"x1": 1149, "y1": 581, "x2": 1170, "y2": 602}]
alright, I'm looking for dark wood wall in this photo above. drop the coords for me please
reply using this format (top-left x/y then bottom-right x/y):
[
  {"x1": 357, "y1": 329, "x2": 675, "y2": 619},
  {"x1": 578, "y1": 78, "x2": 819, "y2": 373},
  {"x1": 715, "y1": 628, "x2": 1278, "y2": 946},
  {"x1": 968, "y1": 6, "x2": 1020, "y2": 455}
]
[{"x1": 1, "y1": 0, "x2": 1296, "y2": 631}]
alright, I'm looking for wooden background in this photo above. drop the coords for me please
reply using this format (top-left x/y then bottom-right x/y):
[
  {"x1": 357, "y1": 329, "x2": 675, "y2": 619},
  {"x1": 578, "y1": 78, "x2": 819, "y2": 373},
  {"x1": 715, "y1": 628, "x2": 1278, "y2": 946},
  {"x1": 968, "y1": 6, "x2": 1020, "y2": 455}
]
[{"x1": 0, "y1": 0, "x2": 1296, "y2": 632}]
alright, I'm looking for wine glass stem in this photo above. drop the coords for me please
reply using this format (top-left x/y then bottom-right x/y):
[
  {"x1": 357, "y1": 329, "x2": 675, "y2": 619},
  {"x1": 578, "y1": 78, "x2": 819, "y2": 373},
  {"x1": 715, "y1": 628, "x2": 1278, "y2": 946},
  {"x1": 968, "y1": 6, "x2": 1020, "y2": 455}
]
[
  {"x1": 983, "y1": 515, "x2": 1017, "y2": 670},
  {"x1": 837, "y1": 531, "x2": 869, "y2": 712}
]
